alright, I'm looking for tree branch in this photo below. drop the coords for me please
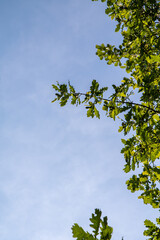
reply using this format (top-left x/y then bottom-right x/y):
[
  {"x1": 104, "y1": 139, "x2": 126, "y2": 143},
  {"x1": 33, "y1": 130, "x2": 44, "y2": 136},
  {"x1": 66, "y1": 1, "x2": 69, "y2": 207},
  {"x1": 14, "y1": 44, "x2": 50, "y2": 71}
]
[{"x1": 75, "y1": 92, "x2": 160, "y2": 114}]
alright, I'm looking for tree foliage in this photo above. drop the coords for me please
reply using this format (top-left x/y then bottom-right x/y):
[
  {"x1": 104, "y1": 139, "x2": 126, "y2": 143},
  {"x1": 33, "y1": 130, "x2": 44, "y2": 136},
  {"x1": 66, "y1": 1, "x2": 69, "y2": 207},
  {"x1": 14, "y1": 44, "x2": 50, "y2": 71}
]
[
  {"x1": 52, "y1": 0, "x2": 160, "y2": 239},
  {"x1": 72, "y1": 209, "x2": 113, "y2": 240}
]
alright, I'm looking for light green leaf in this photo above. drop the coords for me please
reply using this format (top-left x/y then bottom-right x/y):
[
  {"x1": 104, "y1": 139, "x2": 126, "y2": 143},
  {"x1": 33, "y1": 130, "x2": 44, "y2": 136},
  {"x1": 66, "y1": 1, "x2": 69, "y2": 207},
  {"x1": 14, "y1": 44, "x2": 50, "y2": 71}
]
[{"x1": 153, "y1": 114, "x2": 159, "y2": 122}]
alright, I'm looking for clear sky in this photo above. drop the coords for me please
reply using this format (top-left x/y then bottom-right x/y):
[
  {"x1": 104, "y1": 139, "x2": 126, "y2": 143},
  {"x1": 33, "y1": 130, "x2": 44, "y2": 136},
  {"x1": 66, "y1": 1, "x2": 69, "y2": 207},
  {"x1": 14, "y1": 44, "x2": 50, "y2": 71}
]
[{"x1": 0, "y1": 1, "x2": 158, "y2": 240}]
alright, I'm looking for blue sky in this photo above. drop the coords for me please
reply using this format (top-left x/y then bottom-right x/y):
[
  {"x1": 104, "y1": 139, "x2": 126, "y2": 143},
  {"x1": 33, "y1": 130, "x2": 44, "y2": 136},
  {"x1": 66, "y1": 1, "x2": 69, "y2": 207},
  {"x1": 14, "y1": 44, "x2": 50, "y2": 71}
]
[{"x1": 0, "y1": 0, "x2": 158, "y2": 240}]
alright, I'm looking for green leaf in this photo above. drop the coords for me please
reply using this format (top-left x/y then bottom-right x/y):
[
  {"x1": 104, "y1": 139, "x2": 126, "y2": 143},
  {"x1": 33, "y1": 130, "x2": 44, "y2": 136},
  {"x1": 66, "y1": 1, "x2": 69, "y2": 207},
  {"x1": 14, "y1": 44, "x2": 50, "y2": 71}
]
[
  {"x1": 118, "y1": 126, "x2": 123, "y2": 132},
  {"x1": 111, "y1": 110, "x2": 115, "y2": 120},
  {"x1": 153, "y1": 114, "x2": 159, "y2": 122},
  {"x1": 89, "y1": 209, "x2": 102, "y2": 238},
  {"x1": 72, "y1": 224, "x2": 94, "y2": 240},
  {"x1": 144, "y1": 220, "x2": 156, "y2": 227},
  {"x1": 71, "y1": 96, "x2": 77, "y2": 105},
  {"x1": 87, "y1": 108, "x2": 92, "y2": 117},
  {"x1": 52, "y1": 84, "x2": 59, "y2": 91},
  {"x1": 121, "y1": 139, "x2": 126, "y2": 144},
  {"x1": 105, "y1": 8, "x2": 113, "y2": 14},
  {"x1": 146, "y1": 55, "x2": 160, "y2": 63},
  {"x1": 100, "y1": 216, "x2": 113, "y2": 240},
  {"x1": 123, "y1": 164, "x2": 130, "y2": 173},
  {"x1": 94, "y1": 106, "x2": 100, "y2": 119},
  {"x1": 115, "y1": 23, "x2": 120, "y2": 32},
  {"x1": 72, "y1": 224, "x2": 86, "y2": 238},
  {"x1": 51, "y1": 98, "x2": 57, "y2": 103}
]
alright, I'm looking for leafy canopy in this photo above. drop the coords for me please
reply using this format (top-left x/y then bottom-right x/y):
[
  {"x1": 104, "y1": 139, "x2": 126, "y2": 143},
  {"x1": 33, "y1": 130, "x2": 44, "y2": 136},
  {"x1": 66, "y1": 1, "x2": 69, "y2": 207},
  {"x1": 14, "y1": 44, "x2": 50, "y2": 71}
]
[
  {"x1": 72, "y1": 209, "x2": 113, "y2": 240},
  {"x1": 52, "y1": 0, "x2": 160, "y2": 239}
]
